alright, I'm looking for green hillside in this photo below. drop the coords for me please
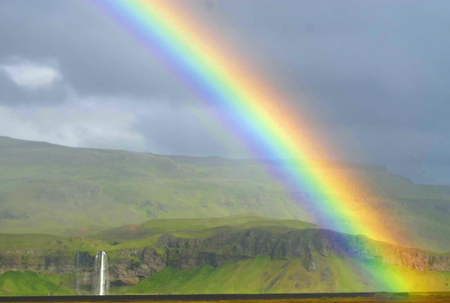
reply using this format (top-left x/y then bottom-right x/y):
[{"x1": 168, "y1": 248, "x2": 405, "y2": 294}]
[
  {"x1": 0, "y1": 271, "x2": 75, "y2": 296},
  {"x1": 129, "y1": 256, "x2": 450, "y2": 294},
  {"x1": 129, "y1": 256, "x2": 369, "y2": 294},
  {"x1": 0, "y1": 214, "x2": 317, "y2": 256},
  {"x1": 0, "y1": 137, "x2": 449, "y2": 252},
  {"x1": 90, "y1": 213, "x2": 318, "y2": 246},
  {"x1": 0, "y1": 233, "x2": 109, "y2": 255}
]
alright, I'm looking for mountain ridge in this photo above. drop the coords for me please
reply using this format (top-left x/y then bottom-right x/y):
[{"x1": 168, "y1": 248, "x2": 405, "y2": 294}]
[{"x1": 0, "y1": 136, "x2": 389, "y2": 171}]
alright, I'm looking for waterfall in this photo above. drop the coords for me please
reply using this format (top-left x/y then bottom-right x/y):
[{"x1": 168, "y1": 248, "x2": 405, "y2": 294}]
[
  {"x1": 92, "y1": 251, "x2": 109, "y2": 295},
  {"x1": 75, "y1": 252, "x2": 82, "y2": 295},
  {"x1": 75, "y1": 252, "x2": 91, "y2": 295}
]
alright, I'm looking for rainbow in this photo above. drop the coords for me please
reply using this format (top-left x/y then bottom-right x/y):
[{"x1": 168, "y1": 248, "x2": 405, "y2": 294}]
[{"x1": 92, "y1": 0, "x2": 418, "y2": 290}]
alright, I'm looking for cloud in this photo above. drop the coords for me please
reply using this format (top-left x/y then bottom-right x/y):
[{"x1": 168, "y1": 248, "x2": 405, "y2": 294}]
[
  {"x1": 0, "y1": 98, "x2": 147, "y2": 152},
  {"x1": 0, "y1": 0, "x2": 450, "y2": 183},
  {"x1": 0, "y1": 58, "x2": 71, "y2": 106},
  {"x1": 0, "y1": 0, "x2": 191, "y2": 101},
  {"x1": 1, "y1": 60, "x2": 60, "y2": 89},
  {"x1": 0, "y1": 85, "x2": 250, "y2": 158}
]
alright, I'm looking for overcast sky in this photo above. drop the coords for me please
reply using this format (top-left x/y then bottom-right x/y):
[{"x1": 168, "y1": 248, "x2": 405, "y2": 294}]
[{"x1": 0, "y1": 0, "x2": 449, "y2": 184}]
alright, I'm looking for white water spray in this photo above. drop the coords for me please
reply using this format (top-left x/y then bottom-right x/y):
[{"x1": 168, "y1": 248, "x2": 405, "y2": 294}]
[
  {"x1": 75, "y1": 252, "x2": 82, "y2": 295},
  {"x1": 93, "y1": 251, "x2": 109, "y2": 295},
  {"x1": 75, "y1": 252, "x2": 91, "y2": 295}
]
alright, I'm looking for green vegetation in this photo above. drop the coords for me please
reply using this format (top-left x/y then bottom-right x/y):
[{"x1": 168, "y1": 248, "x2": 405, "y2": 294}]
[
  {"x1": 129, "y1": 255, "x2": 368, "y2": 294},
  {"x1": 0, "y1": 234, "x2": 109, "y2": 256},
  {"x1": 0, "y1": 214, "x2": 307, "y2": 275},
  {"x1": 0, "y1": 137, "x2": 306, "y2": 237},
  {"x1": 129, "y1": 256, "x2": 450, "y2": 294},
  {"x1": 0, "y1": 214, "x2": 448, "y2": 295},
  {"x1": 0, "y1": 271, "x2": 75, "y2": 296},
  {"x1": 91, "y1": 213, "x2": 318, "y2": 247},
  {"x1": 0, "y1": 136, "x2": 449, "y2": 253},
  {"x1": 0, "y1": 214, "x2": 318, "y2": 258}
]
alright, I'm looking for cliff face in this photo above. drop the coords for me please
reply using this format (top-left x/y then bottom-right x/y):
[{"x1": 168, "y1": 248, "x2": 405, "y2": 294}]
[
  {"x1": 108, "y1": 247, "x2": 166, "y2": 286},
  {"x1": 156, "y1": 228, "x2": 450, "y2": 273},
  {"x1": 0, "y1": 250, "x2": 75, "y2": 275},
  {"x1": 0, "y1": 248, "x2": 166, "y2": 288},
  {"x1": 1, "y1": 228, "x2": 449, "y2": 288}
]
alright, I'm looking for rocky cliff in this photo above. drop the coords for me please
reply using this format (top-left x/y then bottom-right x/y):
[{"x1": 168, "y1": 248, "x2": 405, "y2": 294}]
[
  {"x1": 1, "y1": 228, "x2": 449, "y2": 289},
  {"x1": 0, "y1": 250, "x2": 75, "y2": 274},
  {"x1": 157, "y1": 228, "x2": 450, "y2": 272}
]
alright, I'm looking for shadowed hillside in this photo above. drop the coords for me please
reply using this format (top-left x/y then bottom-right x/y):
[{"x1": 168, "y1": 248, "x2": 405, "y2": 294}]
[{"x1": 0, "y1": 137, "x2": 449, "y2": 252}]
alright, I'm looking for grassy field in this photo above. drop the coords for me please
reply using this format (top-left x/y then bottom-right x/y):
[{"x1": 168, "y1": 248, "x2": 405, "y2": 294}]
[{"x1": 0, "y1": 271, "x2": 75, "y2": 296}]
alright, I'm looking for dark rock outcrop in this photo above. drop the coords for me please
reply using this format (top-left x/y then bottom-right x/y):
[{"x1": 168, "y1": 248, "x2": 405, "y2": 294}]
[
  {"x1": 108, "y1": 247, "x2": 165, "y2": 286},
  {"x1": 157, "y1": 228, "x2": 450, "y2": 272},
  {"x1": 0, "y1": 250, "x2": 75, "y2": 274}
]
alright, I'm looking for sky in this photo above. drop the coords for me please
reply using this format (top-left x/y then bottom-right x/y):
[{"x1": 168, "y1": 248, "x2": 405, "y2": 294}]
[{"x1": 0, "y1": 0, "x2": 450, "y2": 184}]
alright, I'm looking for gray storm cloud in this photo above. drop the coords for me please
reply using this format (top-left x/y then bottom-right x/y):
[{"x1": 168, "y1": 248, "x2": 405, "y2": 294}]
[{"x1": 0, "y1": 0, "x2": 449, "y2": 183}]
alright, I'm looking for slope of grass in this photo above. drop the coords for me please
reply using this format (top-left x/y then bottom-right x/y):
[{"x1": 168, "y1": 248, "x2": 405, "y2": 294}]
[
  {"x1": 0, "y1": 137, "x2": 449, "y2": 252},
  {"x1": 0, "y1": 138, "x2": 307, "y2": 236},
  {"x1": 91, "y1": 214, "x2": 318, "y2": 246},
  {"x1": 128, "y1": 255, "x2": 450, "y2": 294},
  {"x1": 128, "y1": 255, "x2": 365, "y2": 294},
  {"x1": 0, "y1": 271, "x2": 75, "y2": 296},
  {"x1": 0, "y1": 215, "x2": 319, "y2": 263},
  {"x1": 0, "y1": 234, "x2": 110, "y2": 256}
]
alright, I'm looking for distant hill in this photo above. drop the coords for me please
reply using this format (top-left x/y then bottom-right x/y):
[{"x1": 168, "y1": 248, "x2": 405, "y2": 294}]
[
  {"x1": 166, "y1": 154, "x2": 388, "y2": 171},
  {"x1": 0, "y1": 137, "x2": 449, "y2": 252}
]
